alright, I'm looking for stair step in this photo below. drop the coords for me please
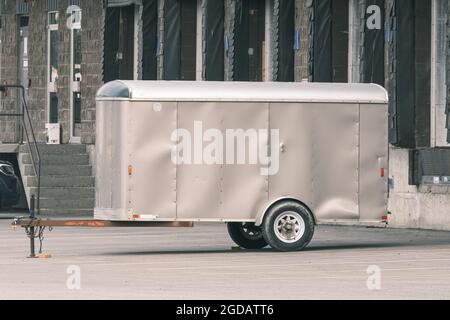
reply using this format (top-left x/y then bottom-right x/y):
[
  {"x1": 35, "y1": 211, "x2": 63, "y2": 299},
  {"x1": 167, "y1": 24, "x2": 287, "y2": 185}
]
[
  {"x1": 19, "y1": 144, "x2": 86, "y2": 155},
  {"x1": 22, "y1": 154, "x2": 90, "y2": 165},
  {"x1": 40, "y1": 198, "x2": 95, "y2": 209},
  {"x1": 38, "y1": 209, "x2": 94, "y2": 216},
  {"x1": 27, "y1": 176, "x2": 95, "y2": 188},
  {"x1": 29, "y1": 187, "x2": 95, "y2": 199},
  {"x1": 23, "y1": 164, "x2": 92, "y2": 177},
  {"x1": 20, "y1": 143, "x2": 95, "y2": 216}
]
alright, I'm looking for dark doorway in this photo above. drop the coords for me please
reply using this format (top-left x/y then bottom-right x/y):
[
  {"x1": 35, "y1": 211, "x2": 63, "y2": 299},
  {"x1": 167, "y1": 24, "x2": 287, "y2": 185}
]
[
  {"x1": 142, "y1": 0, "x2": 158, "y2": 80},
  {"x1": 234, "y1": 0, "x2": 265, "y2": 81},
  {"x1": 312, "y1": 0, "x2": 349, "y2": 82},
  {"x1": 413, "y1": 0, "x2": 432, "y2": 148},
  {"x1": 103, "y1": 5, "x2": 135, "y2": 82},
  {"x1": 391, "y1": 0, "x2": 431, "y2": 148},
  {"x1": 277, "y1": 0, "x2": 295, "y2": 82},
  {"x1": 204, "y1": 0, "x2": 224, "y2": 81},
  {"x1": 164, "y1": 0, "x2": 197, "y2": 80},
  {"x1": 180, "y1": 0, "x2": 197, "y2": 80},
  {"x1": 361, "y1": 0, "x2": 385, "y2": 86}
]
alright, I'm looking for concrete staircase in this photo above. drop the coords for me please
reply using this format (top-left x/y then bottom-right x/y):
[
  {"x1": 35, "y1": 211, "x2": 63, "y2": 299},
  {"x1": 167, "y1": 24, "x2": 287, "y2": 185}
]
[{"x1": 18, "y1": 144, "x2": 95, "y2": 216}]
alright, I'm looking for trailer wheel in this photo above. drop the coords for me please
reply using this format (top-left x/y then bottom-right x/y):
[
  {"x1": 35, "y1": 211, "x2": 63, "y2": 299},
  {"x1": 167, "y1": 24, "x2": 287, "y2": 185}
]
[
  {"x1": 227, "y1": 223, "x2": 268, "y2": 250},
  {"x1": 262, "y1": 201, "x2": 315, "y2": 252}
]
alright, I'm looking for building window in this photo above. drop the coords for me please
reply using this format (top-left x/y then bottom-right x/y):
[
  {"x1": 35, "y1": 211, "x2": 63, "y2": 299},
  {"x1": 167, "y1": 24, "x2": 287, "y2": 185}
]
[
  {"x1": 69, "y1": 5, "x2": 82, "y2": 141},
  {"x1": 47, "y1": 11, "x2": 59, "y2": 123},
  {"x1": 312, "y1": 0, "x2": 349, "y2": 82},
  {"x1": 73, "y1": 92, "x2": 81, "y2": 138},
  {"x1": 18, "y1": 15, "x2": 29, "y2": 91},
  {"x1": 49, "y1": 93, "x2": 58, "y2": 124}
]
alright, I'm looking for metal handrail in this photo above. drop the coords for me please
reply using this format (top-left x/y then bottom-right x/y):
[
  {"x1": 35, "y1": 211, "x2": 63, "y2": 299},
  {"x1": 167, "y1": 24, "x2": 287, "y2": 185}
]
[{"x1": 0, "y1": 85, "x2": 41, "y2": 214}]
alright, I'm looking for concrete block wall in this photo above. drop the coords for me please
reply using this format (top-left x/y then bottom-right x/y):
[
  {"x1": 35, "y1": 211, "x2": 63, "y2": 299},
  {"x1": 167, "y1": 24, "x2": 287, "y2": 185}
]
[
  {"x1": 389, "y1": 148, "x2": 450, "y2": 231},
  {"x1": 0, "y1": 0, "x2": 104, "y2": 145},
  {"x1": 446, "y1": 0, "x2": 450, "y2": 144},
  {"x1": 27, "y1": 1, "x2": 48, "y2": 143},
  {"x1": 56, "y1": 0, "x2": 72, "y2": 145},
  {"x1": 224, "y1": 0, "x2": 235, "y2": 81},
  {"x1": 79, "y1": 0, "x2": 104, "y2": 145},
  {"x1": 0, "y1": 0, "x2": 19, "y2": 144},
  {"x1": 294, "y1": 0, "x2": 310, "y2": 81}
]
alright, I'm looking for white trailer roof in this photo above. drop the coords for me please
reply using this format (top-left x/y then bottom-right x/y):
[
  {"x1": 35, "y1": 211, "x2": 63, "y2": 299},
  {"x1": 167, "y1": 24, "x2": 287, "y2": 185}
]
[{"x1": 96, "y1": 80, "x2": 388, "y2": 104}]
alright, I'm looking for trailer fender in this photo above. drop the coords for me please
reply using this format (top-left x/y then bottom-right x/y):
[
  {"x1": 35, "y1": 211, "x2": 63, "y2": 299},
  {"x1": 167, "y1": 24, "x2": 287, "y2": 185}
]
[{"x1": 255, "y1": 198, "x2": 317, "y2": 227}]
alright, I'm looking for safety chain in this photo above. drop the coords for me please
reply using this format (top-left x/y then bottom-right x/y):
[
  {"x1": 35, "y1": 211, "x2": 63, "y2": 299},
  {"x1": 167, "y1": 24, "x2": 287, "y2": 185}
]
[{"x1": 24, "y1": 225, "x2": 53, "y2": 254}]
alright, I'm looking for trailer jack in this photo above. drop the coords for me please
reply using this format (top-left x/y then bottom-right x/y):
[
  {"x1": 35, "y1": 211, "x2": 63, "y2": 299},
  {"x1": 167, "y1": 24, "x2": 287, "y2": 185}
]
[
  {"x1": 24, "y1": 223, "x2": 52, "y2": 258},
  {"x1": 14, "y1": 195, "x2": 50, "y2": 259}
]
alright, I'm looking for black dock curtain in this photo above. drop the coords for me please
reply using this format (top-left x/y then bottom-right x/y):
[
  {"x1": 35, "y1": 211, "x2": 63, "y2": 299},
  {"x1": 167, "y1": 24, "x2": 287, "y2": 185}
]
[
  {"x1": 312, "y1": 0, "x2": 348, "y2": 83},
  {"x1": 205, "y1": 0, "x2": 224, "y2": 81}
]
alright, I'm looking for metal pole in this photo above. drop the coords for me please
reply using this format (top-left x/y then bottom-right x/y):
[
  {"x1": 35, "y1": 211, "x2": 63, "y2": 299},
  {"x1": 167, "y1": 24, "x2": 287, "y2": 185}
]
[
  {"x1": 29, "y1": 195, "x2": 36, "y2": 258},
  {"x1": 20, "y1": 91, "x2": 24, "y2": 144},
  {"x1": 37, "y1": 165, "x2": 41, "y2": 214}
]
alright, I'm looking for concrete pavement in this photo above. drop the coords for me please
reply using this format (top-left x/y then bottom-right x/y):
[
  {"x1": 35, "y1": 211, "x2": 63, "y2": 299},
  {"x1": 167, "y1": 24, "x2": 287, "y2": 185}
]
[{"x1": 1, "y1": 219, "x2": 450, "y2": 300}]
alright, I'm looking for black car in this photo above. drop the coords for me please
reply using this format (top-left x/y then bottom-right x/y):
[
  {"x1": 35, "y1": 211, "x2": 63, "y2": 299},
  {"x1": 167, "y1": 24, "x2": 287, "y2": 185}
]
[{"x1": 0, "y1": 160, "x2": 20, "y2": 209}]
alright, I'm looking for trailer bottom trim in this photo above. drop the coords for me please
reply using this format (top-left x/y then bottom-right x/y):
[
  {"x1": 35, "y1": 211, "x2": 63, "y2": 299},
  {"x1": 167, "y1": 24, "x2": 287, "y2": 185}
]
[{"x1": 13, "y1": 218, "x2": 194, "y2": 228}]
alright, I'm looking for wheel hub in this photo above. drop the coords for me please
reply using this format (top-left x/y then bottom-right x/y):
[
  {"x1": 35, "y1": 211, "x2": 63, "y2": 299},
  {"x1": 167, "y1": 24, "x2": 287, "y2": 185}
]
[{"x1": 274, "y1": 212, "x2": 306, "y2": 243}]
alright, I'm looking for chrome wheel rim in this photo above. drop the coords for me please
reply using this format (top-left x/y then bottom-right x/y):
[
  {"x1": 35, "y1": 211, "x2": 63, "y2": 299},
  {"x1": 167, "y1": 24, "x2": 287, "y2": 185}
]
[{"x1": 274, "y1": 212, "x2": 305, "y2": 243}]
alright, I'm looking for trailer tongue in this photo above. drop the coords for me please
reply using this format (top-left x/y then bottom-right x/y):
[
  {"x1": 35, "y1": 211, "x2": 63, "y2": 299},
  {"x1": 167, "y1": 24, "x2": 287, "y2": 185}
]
[{"x1": 12, "y1": 217, "x2": 193, "y2": 258}]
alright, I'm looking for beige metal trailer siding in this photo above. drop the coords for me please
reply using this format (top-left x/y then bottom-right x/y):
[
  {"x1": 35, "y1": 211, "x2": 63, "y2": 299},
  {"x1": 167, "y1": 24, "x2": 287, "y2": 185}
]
[{"x1": 95, "y1": 81, "x2": 388, "y2": 225}]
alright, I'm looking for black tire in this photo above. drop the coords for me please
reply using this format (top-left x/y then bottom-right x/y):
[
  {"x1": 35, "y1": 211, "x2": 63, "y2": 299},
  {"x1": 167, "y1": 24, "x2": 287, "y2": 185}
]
[
  {"x1": 262, "y1": 201, "x2": 315, "y2": 252},
  {"x1": 227, "y1": 223, "x2": 268, "y2": 250}
]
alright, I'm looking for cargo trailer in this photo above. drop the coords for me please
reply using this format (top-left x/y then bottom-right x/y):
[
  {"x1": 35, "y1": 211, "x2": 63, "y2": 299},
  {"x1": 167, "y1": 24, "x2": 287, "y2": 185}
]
[
  {"x1": 94, "y1": 80, "x2": 389, "y2": 252},
  {"x1": 14, "y1": 81, "x2": 389, "y2": 254}
]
